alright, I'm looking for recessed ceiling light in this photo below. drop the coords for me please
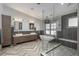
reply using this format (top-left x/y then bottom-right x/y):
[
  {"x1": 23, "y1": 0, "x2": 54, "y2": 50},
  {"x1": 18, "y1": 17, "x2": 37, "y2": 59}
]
[
  {"x1": 30, "y1": 8, "x2": 34, "y2": 10},
  {"x1": 61, "y1": 3, "x2": 64, "y2": 5}
]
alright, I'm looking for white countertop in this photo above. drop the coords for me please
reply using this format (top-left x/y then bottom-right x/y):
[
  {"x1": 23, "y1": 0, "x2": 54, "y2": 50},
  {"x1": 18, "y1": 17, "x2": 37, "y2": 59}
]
[{"x1": 13, "y1": 34, "x2": 37, "y2": 37}]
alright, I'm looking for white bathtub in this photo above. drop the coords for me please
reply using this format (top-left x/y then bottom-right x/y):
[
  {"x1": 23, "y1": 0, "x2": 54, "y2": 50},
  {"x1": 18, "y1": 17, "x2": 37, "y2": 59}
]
[{"x1": 40, "y1": 35, "x2": 55, "y2": 41}]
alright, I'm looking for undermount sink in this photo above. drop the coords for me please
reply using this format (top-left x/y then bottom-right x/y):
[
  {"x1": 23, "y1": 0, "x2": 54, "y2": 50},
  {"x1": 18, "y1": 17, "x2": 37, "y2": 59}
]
[{"x1": 15, "y1": 33, "x2": 23, "y2": 36}]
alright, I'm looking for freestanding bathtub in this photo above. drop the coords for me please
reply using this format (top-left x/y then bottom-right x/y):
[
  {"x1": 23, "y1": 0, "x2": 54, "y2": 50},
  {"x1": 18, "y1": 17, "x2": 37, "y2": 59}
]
[{"x1": 40, "y1": 35, "x2": 61, "y2": 56}]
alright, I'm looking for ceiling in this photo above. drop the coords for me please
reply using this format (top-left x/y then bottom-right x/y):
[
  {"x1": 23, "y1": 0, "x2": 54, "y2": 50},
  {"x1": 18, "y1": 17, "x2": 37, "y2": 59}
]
[{"x1": 4, "y1": 3, "x2": 78, "y2": 20}]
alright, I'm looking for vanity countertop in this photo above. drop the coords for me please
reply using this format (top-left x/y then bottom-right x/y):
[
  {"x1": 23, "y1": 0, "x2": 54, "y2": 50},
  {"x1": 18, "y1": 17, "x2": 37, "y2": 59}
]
[{"x1": 13, "y1": 34, "x2": 37, "y2": 37}]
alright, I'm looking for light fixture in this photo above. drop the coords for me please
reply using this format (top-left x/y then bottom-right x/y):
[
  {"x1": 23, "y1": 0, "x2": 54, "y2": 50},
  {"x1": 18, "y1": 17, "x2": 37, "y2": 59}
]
[
  {"x1": 61, "y1": 3, "x2": 64, "y2": 5},
  {"x1": 30, "y1": 8, "x2": 34, "y2": 10},
  {"x1": 29, "y1": 20, "x2": 34, "y2": 23},
  {"x1": 14, "y1": 18, "x2": 22, "y2": 22}
]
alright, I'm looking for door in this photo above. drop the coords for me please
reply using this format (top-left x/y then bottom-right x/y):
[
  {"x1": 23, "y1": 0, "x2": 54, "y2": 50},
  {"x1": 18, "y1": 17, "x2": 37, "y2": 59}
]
[{"x1": 2, "y1": 15, "x2": 11, "y2": 46}]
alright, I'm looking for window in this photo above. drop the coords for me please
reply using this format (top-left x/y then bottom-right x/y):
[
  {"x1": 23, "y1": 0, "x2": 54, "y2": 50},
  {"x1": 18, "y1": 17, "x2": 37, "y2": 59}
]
[
  {"x1": 46, "y1": 24, "x2": 50, "y2": 29},
  {"x1": 51, "y1": 30, "x2": 56, "y2": 35},
  {"x1": 51, "y1": 23, "x2": 56, "y2": 35},
  {"x1": 68, "y1": 17, "x2": 78, "y2": 27},
  {"x1": 46, "y1": 30, "x2": 50, "y2": 34},
  {"x1": 45, "y1": 23, "x2": 56, "y2": 35},
  {"x1": 51, "y1": 23, "x2": 56, "y2": 30},
  {"x1": 45, "y1": 24, "x2": 50, "y2": 35}
]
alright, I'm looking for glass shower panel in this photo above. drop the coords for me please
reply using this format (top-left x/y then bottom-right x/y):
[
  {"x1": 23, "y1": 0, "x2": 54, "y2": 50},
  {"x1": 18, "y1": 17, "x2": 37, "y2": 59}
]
[
  {"x1": 40, "y1": 35, "x2": 61, "y2": 56},
  {"x1": 40, "y1": 35, "x2": 78, "y2": 56}
]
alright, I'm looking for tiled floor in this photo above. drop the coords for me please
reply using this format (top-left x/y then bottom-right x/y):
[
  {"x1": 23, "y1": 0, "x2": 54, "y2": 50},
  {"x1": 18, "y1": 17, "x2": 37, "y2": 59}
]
[
  {"x1": 0, "y1": 40, "x2": 42, "y2": 56},
  {"x1": 0, "y1": 39, "x2": 78, "y2": 56},
  {"x1": 41, "y1": 40, "x2": 78, "y2": 56},
  {"x1": 47, "y1": 45, "x2": 78, "y2": 56}
]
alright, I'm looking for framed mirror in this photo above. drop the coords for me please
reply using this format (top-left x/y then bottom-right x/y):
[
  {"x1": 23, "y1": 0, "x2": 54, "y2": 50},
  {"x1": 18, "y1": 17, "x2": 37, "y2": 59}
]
[{"x1": 29, "y1": 23, "x2": 34, "y2": 30}]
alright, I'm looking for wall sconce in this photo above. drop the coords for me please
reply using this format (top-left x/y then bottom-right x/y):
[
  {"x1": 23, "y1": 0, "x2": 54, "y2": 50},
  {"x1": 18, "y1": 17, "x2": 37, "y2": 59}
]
[
  {"x1": 29, "y1": 20, "x2": 34, "y2": 23},
  {"x1": 61, "y1": 3, "x2": 64, "y2": 5},
  {"x1": 14, "y1": 18, "x2": 22, "y2": 22}
]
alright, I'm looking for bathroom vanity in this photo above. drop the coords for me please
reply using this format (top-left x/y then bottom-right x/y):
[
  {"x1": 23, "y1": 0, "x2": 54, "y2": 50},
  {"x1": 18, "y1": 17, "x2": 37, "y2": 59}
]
[{"x1": 13, "y1": 34, "x2": 38, "y2": 45}]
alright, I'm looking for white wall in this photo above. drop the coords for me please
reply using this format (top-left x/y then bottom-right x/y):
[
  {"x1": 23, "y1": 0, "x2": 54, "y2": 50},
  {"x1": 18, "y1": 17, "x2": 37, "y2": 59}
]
[{"x1": 2, "y1": 5, "x2": 44, "y2": 31}]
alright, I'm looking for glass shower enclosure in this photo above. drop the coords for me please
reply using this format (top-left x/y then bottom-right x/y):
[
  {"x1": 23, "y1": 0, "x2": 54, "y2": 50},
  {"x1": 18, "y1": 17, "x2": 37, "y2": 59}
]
[{"x1": 40, "y1": 35, "x2": 78, "y2": 56}]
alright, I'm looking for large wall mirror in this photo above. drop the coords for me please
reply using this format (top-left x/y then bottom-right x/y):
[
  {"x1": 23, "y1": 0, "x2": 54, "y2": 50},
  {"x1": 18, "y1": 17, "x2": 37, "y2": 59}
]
[
  {"x1": 19, "y1": 22, "x2": 22, "y2": 30},
  {"x1": 12, "y1": 18, "x2": 23, "y2": 31},
  {"x1": 29, "y1": 23, "x2": 36, "y2": 31},
  {"x1": 14, "y1": 21, "x2": 22, "y2": 31}
]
